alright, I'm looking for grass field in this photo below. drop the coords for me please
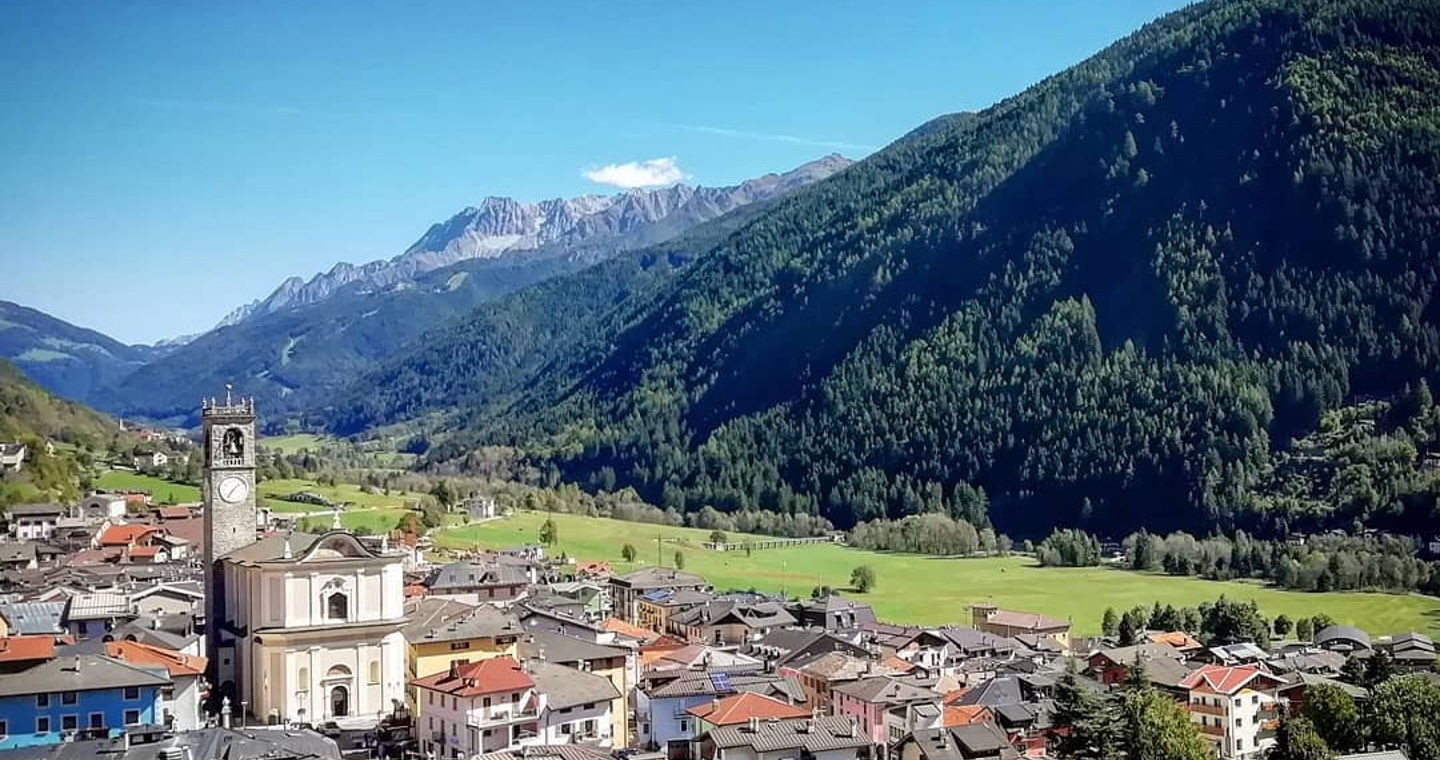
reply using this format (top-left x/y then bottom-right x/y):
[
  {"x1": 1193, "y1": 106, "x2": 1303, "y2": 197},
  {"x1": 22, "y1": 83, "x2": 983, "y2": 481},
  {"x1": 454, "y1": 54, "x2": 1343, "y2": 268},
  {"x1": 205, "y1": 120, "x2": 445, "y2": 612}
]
[
  {"x1": 260, "y1": 434, "x2": 330, "y2": 454},
  {"x1": 95, "y1": 470, "x2": 201, "y2": 503},
  {"x1": 433, "y1": 511, "x2": 1440, "y2": 636},
  {"x1": 295, "y1": 507, "x2": 411, "y2": 534},
  {"x1": 95, "y1": 471, "x2": 422, "y2": 512}
]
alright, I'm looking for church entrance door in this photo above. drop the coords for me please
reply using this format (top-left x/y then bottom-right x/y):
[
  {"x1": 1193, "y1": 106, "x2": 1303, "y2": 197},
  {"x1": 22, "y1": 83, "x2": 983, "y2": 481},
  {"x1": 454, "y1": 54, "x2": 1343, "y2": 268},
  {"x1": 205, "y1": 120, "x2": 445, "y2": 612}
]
[{"x1": 330, "y1": 686, "x2": 349, "y2": 717}]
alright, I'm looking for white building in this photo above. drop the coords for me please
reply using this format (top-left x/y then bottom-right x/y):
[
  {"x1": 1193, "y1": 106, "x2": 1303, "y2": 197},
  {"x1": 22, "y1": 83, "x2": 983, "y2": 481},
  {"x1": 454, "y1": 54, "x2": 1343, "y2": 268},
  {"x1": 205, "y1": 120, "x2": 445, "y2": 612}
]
[
  {"x1": 1180, "y1": 664, "x2": 1284, "y2": 759},
  {"x1": 6, "y1": 503, "x2": 64, "y2": 540},
  {"x1": 0, "y1": 442, "x2": 27, "y2": 472},
  {"x1": 218, "y1": 530, "x2": 409, "y2": 724},
  {"x1": 106, "y1": 640, "x2": 209, "y2": 731},
  {"x1": 413, "y1": 657, "x2": 620, "y2": 759}
]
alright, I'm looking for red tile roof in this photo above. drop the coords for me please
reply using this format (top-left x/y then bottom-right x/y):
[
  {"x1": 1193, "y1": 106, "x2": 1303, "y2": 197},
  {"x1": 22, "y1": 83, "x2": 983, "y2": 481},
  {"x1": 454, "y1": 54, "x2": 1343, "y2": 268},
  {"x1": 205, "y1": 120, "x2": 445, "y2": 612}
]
[
  {"x1": 982, "y1": 608, "x2": 1068, "y2": 631},
  {"x1": 404, "y1": 584, "x2": 428, "y2": 598},
  {"x1": 686, "y1": 692, "x2": 811, "y2": 725},
  {"x1": 0, "y1": 635, "x2": 55, "y2": 662},
  {"x1": 943, "y1": 705, "x2": 992, "y2": 727},
  {"x1": 1179, "y1": 664, "x2": 1277, "y2": 695},
  {"x1": 601, "y1": 618, "x2": 658, "y2": 643},
  {"x1": 157, "y1": 507, "x2": 191, "y2": 520},
  {"x1": 97, "y1": 524, "x2": 161, "y2": 547},
  {"x1": 128, "y1": 546, "x2": 161, "y2": 558},
  {"x1": 1148, "y1": 631, "x2": 1203, "y2": 650},
  {"x1": 881, "y1": 655, "x2": 915, "y2": 673},
  {"x1": 105, "y1": 640, "x2": 207, "y2": 677},
  {"x1": 411, "y1": 656, "x2": 534, "y2": 697}
]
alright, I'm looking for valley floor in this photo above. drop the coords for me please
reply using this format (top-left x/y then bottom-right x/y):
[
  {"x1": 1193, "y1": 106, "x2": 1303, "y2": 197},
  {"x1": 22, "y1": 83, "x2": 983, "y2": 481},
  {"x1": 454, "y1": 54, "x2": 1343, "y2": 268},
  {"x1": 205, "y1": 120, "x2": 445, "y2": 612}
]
[{"x1": 434, "y1": 511, "x2": 1440, "y2": 636}]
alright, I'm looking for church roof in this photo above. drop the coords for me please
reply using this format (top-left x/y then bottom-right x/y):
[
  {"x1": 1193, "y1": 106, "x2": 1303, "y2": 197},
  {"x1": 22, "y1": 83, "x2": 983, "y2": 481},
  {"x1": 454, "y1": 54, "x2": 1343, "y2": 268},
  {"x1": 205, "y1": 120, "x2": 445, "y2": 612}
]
[{"x1": 222, "y1": 531, "x2": 389, "y2": 564}]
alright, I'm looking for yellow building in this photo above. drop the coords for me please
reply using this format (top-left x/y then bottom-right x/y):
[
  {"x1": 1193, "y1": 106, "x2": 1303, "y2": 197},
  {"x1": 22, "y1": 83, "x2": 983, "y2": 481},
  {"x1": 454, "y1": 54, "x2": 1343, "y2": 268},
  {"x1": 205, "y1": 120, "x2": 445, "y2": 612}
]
[{"x1": 401, "y1": 597, "x2": 523, "y2": 713}]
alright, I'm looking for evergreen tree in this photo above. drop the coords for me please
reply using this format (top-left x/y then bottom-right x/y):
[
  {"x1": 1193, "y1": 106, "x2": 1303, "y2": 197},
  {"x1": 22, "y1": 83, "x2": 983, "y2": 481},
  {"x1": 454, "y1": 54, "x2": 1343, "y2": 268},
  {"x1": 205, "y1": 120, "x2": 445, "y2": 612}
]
[
  {"x1": 538, "y1": 516, "x2": 558, "y2": 547},
  {"x1": 1102, "y1": 607, "x2": 1119, "y2": 638}
]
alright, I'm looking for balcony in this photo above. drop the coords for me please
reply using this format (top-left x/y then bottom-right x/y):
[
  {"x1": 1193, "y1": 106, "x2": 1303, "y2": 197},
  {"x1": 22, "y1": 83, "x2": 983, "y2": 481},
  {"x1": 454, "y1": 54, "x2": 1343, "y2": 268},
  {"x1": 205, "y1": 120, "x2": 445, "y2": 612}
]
[
  {"x1": 1189, "y1": 702, "x2": 1226, "y2": 717},
  {"x1": 1199, "y1": 724, "x2": 1226, "y2": 738},
  {"x1": 469, "y1": 707, "x2": 539, "y2": 727}
]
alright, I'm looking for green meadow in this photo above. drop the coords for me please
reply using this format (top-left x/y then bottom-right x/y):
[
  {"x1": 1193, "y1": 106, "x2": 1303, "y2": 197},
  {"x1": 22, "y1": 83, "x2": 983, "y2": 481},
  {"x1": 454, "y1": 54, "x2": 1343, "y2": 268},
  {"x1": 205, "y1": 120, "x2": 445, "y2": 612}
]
[{"x1": 433, "y1": 511, "x2": 1440, "y2": 636}]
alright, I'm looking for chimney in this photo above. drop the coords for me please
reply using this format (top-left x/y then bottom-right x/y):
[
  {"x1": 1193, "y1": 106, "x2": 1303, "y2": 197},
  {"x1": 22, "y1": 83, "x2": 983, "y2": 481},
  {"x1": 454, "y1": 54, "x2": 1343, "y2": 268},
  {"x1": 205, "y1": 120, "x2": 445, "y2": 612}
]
[
  {"x1": 73, "y1": 655, "x2": 81, "y2": 672},
  {"x1": 449, "y1": 661, "x2": 462, "y2": 679},
  {"x1": 747, "y1": 717, "x2": 759, "y2": 733}
]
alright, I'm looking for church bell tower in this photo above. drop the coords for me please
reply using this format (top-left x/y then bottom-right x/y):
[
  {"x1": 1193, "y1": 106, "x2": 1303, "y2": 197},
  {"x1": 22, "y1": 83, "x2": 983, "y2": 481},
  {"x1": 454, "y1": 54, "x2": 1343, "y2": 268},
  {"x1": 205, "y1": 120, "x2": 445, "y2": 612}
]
[{"x1": 202, "y1": 390, "x2": 258, "y2": 696}]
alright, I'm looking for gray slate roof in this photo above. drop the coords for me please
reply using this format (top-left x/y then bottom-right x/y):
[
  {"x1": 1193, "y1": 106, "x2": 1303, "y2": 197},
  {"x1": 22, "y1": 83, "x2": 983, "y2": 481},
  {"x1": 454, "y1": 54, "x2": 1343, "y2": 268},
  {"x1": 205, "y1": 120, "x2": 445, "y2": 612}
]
[
  {"x1": 831, "y1": 675, "x2": 936, "y2": 704},
  {"x1": 0, "y1": 601, "x2": 65, "y2": 634},
  {"x1": 478, "y1": 746, "x2": 613, "y2": 760},
  {"x1": 1316, "y1": 625, "x2": 1373, "y2": 650},
  {"x1": 5, "y1": 504, "x2": 64, "y2": 517},
  {"x1": 529, "y1": 660, "x2": 620, "y2": 710},
  {"x1": 708, "y1": 716, "x2": 868, "y2": 753},
  {"x1": 520, "y1": 630, "x2": 627, "y2": 664},
  {"x1": 402, "y1": 599, "x2": 520, "y2": 643},
  {"x1": 0, "y1": 727, "x2": 342, "y2": 760},
  {"x1": 0, "y1": 653, "x2": 170, "y2": 697},
  {"x1": 612, "y1": 566, "x2": 707, "y2": 589},
  {"x1": 0, "y1": 543, "x2": 37, "y2": 564}
]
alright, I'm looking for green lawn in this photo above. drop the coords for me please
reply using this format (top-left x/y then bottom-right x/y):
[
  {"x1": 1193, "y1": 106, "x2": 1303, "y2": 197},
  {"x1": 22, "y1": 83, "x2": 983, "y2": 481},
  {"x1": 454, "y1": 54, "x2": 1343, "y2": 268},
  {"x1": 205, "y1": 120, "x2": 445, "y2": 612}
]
[
  {"x1": 95, "y1": 471, "x2": 421, "y2": 512},
  {"x1": 95, "y1": 471, "x2": 201, "y2": 503},
  {"x1": 433, "y1": 512, "x2": 1440, "y2": 636},
  {"x1": 295, "y1": 507, "x2": 410, "y2": 534},
  {"x1": 260, "y1": 434, "x2": 330, "y2": 454}
]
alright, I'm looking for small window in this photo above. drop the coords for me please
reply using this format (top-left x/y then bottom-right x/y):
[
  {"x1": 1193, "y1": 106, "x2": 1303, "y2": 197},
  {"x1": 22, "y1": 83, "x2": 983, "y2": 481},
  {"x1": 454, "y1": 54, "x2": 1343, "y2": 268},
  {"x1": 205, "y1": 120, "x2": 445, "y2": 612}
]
[
  {"x1": 36, "y1": 717, "x2": 49, "y2": 734},
  {"x1": 124, "y1": 686, "x2": 140, "y2": 700},
  {"x1": 561, "y1": 724, "x2": 572, "y2": 735},
  {"x1": 1235, "y1": 718, "x2": 1242, "y2": 727},
  {"x1": 36, "y1": 694, "x2": 50, "y2": 708},
  {"x1": 1252, "y1": 695, "x2": 1259, "y2": 704},
  {"x1": 0, "y1": 719, "x2": 7, "y2": 737},
  {"x1": 483, "y1": 697, "x2": 491, "y2": 708},
  {"x1": 327, "y1": 592, "x2": 349, "y2": 620},
  {"x1": 124, "y1": 710, "x2": 140, "y2": 725},
  {"x1": 450, "y1": 641, "x2": 471, "y2": 651},
  {"x1": 89, "y1": 713, "x2": 104, "y2": 729},
  {"x1": 428, "y1": 692, "x2": 434, "y2": 705},
  {"x1": 369, "y1": 661, "x2": 380, "y2": 685},
  {"x1": 298, "y1": 667, "x2": 308, "y2": 685},
  {"x1": 62, "y1": 715, "x2": 77, "y2": 731},
  {"x1": 1237, "y1": 739, "x2": 1244, "y2": 751},
  {"x1": 61, "y1": 692, "x2": 77, "y2": 705}
]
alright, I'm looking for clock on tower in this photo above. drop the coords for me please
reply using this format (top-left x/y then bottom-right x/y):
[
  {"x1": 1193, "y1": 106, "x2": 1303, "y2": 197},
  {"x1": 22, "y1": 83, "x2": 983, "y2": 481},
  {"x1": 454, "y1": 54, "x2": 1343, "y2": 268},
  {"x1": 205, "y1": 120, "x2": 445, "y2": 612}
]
[{"x1": 202, "y1": 393, "x2": 258, "y2": 567}]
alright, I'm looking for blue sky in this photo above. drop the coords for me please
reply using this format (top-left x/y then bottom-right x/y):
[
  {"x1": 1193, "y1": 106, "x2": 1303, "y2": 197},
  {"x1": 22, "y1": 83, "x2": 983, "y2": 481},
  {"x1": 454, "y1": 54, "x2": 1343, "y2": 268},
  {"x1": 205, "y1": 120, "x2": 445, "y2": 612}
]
[{"x1": 0, "y1": 1, "x2": 1187, "y2": 344}]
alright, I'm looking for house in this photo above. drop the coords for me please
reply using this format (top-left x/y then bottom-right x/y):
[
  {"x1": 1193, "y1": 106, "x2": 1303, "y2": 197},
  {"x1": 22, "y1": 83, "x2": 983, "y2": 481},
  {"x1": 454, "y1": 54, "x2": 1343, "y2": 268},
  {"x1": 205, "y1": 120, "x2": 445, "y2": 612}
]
[
  {"x1": 970, "y1": 605, "x2": 1070, "y2": 650},
  {"x1": 63, "y1": 592, "x2": 134, "y2": 639},
  {"x1": 687, "y1": 691, "x2": 812, "y2": 730},
  {"x1": 543, "y1": 580, "x2": 612, "y2": 620},
  {"x1": 1180, "y1": 664, "x2": 1285, "y2": 759},
  {"x1": 896, "y1": 723, "x2": 1021, "y2": 760},
  {"x1": 6, "y1": 505, "x2": 65, "y2": 541},
  {"x1": 0, "y1": 602, "x2": 65, "y2": 637},
  {"x1": 403, "y1": 598, "x2": 523, "y2": 713},
  {"x1": 412, "y1": 656, "x2": 620, "y2": 757},
  {"x1": 673, "y1": 601, "x2": 798, "y2": 646},
  {"x1": 1382, "y1": 632, "x2": 1436, "y2": 672},
  {"x1": 74, "y1": 495, "x2": 128, "y2": 525},
  {"x1": 131, "y1": 451, "x2": 168, "y2": 470},
  {"x1": 702, "y1": 715, "x2": 870, "y2": 760},
  {"x1": 1147, "y1": 631, "x2": 1204, "y2": 653},
  {"x1": 0, "y1": 443, "x2": 27, "y2": 472},
  {"x1": 426, "y1": 561, "x2": 532, "y2": 605},
  {"x1": 103, "y1": 640, "x2": 207, "y2": 730},
  {"x1": 749, "y1": 629, "x2": 871, "y2": 672},
  {"x1": 520, "y1": 629, "x2": 633, "y2": 747},
  {"x1": 1086, "y1": 643, "x2": 1187, "y2": 686},
  {"x1": 1203, "y1": 643, "x2": 1270, "y2": 666},
  {"x1": 789, "y1": 596, "x2": 878, "y2": 631},
  {"x1": 831, "y1": 676, "x2": 939, "y2": 749},
  {"x1": 1314, "y1": 625, "x2": 1373, "y2": 654},
  {"x1": 637, "y1": 588, "x2": 715, "y2": 634},
  {"x1": 0, "y1": 652, "x2": 170, "y2": 749},
  {"x1": 791, "y1": 652, "x2": 894, "y2": 712},
  {"x1": 642, "y1": 670, "x2": 804, "y2": 752},
  {"x1": 0, "y1": 543, "x2": 38, "y2": 571},
  {"x1": 1275, "y1": 672, "x2": 1368, "y2": 715},
  {"x1": 610, "y1": 566, "x2": 709, "y2": 624}
]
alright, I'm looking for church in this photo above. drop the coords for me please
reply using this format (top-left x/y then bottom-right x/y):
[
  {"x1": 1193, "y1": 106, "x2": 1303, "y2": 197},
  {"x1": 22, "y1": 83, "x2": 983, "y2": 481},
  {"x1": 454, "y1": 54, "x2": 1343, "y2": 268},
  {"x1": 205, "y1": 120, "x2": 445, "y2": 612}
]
[{"x1": 202, "y1": 395, "x2": 408, "y2": 724}]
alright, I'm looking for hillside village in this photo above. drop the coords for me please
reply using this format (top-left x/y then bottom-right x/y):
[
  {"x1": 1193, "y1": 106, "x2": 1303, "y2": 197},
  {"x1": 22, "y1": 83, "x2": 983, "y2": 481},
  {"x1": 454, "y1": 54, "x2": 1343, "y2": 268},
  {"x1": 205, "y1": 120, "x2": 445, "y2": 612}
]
[{"x1": 0, "y1": 402, "x2": 1434, "y2": 760}]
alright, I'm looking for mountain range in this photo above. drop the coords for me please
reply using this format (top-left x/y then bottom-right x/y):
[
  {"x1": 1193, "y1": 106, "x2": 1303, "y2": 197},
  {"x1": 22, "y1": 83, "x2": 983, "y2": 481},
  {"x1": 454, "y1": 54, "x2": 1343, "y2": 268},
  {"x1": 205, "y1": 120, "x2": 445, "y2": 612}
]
[
  {"x1": 7, "y1": 0, "x2": 1440, "y2": 544},
  {"x1": 0, "y1": 155, "x2": 851, "y2": 424},
  {"x1": 329, "y1": 0, "x2": 1440, "y2": 539}
]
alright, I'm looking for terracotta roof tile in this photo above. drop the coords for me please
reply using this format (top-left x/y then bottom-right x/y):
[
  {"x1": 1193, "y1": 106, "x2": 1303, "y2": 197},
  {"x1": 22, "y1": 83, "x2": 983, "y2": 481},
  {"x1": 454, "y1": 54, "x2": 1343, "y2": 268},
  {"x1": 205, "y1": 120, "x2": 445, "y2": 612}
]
[
  {"x1": 411, "y1": 655, "x2": 534, "y2": 697},
  {"x1": 105, "y1": 640, "x2": 207, "y2": 677},
  {"x1": 0, "y1": 635, "x2": 55, "y2": 662},
  {"x1": 686, "y1": 692, "x2": 810, "y2": 725}
]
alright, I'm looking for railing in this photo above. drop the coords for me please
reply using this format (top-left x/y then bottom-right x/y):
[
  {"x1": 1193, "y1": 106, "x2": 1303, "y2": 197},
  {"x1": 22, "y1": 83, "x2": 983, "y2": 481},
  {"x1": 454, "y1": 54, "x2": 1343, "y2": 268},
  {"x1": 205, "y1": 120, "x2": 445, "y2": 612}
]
[
  {"x1": 1199, "y1": 724, "x2": 1226, "y2": 737},
  {"x1": 469, "y1": 708, "x2": 538, "y2": 726},
  {"x1": 1189, "y1": 702, "x2": 1226, "y2": 717}
]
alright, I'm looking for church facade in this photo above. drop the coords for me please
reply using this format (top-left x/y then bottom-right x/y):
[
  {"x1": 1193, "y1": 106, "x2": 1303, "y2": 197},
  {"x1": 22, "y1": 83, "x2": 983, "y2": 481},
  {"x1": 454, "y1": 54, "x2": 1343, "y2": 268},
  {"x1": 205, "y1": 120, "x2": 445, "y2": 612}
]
[{"x1": 202, "y1": 395, "x2": 407, "y2": 724}]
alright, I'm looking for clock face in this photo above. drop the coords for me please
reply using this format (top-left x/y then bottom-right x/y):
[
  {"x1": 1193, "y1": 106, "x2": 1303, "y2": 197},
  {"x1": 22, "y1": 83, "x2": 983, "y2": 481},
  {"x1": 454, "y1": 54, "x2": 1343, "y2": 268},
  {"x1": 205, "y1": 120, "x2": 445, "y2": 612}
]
[{"x1": 218, "y1": 475, "x2": 249, "y2": 504}]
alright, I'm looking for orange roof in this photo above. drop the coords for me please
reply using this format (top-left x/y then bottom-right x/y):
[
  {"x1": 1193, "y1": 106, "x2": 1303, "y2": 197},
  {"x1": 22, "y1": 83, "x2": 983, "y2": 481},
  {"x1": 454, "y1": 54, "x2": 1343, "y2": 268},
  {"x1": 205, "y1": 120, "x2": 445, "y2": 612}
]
[
  {"x1": 97, "y1": 524, "x2": 160, "y2": 547},
  {"x1": 411, "y1": 656, "x2": 534, "y2": 697},
  {"x1": 1148, "y1": 631, "x2": 1203, "y2": 650},
  {"x1": 941, "y1": 688, "x2": 971, "y2": 706},
  {"x1": 106, "y1": 640, "x2": 207, "y2": 677},
  {"x1": 601, "y1": 617, "x2": 658, "y2": 642},
  {"x1": 404, "y1": 584, "x2": 428, "y2": 598},
  {"x1": 157, "y1": 506, "x2": 191, "y2": 520},
  {"x1": 1179, "y1": 664, "x2": 1277, "y2": 695},
  {"x1": 983, "y1": 608, "x2": 1068, "y2": 631},
  {"x1": 129, "y1": 546, "x2": 161, "y2": 558},
  {"x1": 943, "y1": 705, "x2": 992, "y2": 727},
  {"x1": 686, "y1": 692, "x2": 811, "y2": 725},
  {"x1": 0, "y1": 635, "x2": 55, "y2": 662},
  {"x1": 881, "y1": 655, "x2": 915, "y2": 673}
]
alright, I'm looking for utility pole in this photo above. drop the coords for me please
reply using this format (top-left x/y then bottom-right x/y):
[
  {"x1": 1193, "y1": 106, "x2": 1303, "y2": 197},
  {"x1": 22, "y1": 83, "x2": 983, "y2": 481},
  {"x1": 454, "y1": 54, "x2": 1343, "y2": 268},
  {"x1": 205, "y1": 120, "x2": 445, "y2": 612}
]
[{"x1": 656, "y1": 532, "x2": 662, "y2": 567}]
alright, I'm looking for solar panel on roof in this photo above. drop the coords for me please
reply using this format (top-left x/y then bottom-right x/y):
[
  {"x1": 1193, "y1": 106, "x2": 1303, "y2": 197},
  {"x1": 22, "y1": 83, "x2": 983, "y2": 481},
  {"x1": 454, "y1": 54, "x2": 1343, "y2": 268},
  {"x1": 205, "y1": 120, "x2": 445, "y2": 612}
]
[{"x1": 711, "y1": 672, "x2": 732, "y2": 691}]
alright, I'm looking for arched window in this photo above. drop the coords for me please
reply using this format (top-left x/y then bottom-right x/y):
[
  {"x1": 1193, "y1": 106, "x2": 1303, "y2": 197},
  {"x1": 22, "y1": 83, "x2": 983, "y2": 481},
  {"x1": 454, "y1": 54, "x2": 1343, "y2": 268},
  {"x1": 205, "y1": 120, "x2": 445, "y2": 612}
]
[
  {"x1": 368, "y1": 661, "x2": 380, "y2": 685},
  {"x1": 327, "y1": 592, "x2": 348, "y2": 620}
]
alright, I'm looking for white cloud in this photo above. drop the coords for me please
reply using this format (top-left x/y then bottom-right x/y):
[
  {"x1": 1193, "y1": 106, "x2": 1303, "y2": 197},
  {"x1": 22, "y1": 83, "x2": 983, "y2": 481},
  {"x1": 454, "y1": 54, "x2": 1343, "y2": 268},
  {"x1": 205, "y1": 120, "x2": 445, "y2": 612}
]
[{"x1": 583, "y1": 157, "x2": 686, "y2": 188}]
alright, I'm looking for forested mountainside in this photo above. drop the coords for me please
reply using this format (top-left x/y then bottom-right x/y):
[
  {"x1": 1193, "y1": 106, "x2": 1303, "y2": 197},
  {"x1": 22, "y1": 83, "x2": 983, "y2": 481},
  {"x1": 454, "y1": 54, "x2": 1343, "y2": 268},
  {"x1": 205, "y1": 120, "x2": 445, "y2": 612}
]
[
  {"x1": 0, "y1": 359, "x2": 119, "y2": 505},
  {"x1": 96, "y1": 158, "x2": 850, "y2": 427},
  {"x1": 0, "y1": 300, "x2": 149, "y2": 404},
  {"x1": 366, "y1": 0, "x2": 1440, "y2": 539}
]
